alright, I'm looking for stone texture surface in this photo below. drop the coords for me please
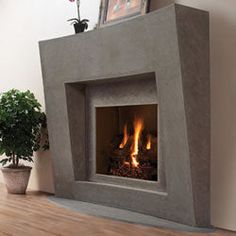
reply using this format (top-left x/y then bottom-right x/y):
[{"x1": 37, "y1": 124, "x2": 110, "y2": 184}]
[
  {"x1": 39, "y1": 4, "x2": 210, "y2": 226},
  {"x1": 49, "y1": 197, "x2": 214, "y2": 233}
]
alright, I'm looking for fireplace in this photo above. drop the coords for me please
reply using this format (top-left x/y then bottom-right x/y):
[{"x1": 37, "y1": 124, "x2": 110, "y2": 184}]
[
  {"x1": 40, "y1": 4, "x2": 210, "y2": 227},
  {"x1": 96, "y1": 104, "x2": 158, "y2": 181},
  {"x1": 82, "y1": 73, "x2": 163, "y2": 189}
]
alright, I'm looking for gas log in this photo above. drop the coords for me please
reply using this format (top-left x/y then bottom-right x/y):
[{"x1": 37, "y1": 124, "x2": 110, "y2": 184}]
[{"x1": 107, "y1": 134, "x2": 158, "y2": 181}]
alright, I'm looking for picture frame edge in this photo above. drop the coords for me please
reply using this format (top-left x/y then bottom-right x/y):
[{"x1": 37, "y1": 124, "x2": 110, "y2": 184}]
[{"x1": 97, "y1": 0, "x2": 150, "y2": 28}]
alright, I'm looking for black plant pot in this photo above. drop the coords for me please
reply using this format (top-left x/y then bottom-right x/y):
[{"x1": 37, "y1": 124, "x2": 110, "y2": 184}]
[{"x1": 73, "y1": 24, "x2": 86, "y2": 34}]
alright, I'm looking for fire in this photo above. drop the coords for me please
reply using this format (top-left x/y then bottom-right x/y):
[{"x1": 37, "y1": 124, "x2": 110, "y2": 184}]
[
  {"x1": 119, "y1": 124, "x2": 129, "y2": 149},
  {"x1": 130, "y1": 117, "x2": 144, "y2": 168},
  {"x1": 119, "y1": 118, "x2": 145, "y2": 168},
  {"x1": 131, "y1": 156, "x2": 139, "y2": 168},
  {"x1": 146, "y1": 134, "x2": 151, "y2": 150},
  {"x1": 110, "y1": 114, "x2": 158, "y2": 180}
]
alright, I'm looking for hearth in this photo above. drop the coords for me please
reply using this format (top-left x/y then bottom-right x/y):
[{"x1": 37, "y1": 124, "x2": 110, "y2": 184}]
[
  {"x1": 40, "y1": 4, "x2": 210, "y2": 227},
  {"x1": 96, "y1": 105, "x2": 158, "y2": 181}
]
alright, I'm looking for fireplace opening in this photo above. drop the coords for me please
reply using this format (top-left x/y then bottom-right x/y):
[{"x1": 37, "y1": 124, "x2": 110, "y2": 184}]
[{"x1": 96, "y1": 104, "x2": 158, "y2": 181}]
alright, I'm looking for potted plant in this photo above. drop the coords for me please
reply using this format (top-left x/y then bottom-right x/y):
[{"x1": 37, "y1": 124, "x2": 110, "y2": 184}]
[
  {"x1": 68, "y1": 18, "x2": 89, "y2": 33},
  {"x1": 0, "y1": 89, "x2": 48, "y2": 194},
  {"x1": 68, "y1": 0, "x2": 89, "y2": 33}
]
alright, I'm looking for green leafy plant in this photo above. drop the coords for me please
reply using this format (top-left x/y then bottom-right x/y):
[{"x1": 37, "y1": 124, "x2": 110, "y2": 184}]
[{"x1": 0, "y1": 89, "x2": 48, "y2": 167}]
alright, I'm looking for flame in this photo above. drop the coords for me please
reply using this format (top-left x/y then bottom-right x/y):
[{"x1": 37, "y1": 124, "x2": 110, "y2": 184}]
[
  {"x1": 119, "y1": 124, "x2": 129, "y2": 149},
  {"x1": 130, "y1": 118, "x2": 144, "y2": 168},
  {"x1": 124, "y1": 161, "x2": 130, "y2": 166},
  {"x1": 131, "y1": 156, "x2": 139, "y2": 168},
  {"x1": 146, "y1": 134, "x2": 151, "y2": 150}
]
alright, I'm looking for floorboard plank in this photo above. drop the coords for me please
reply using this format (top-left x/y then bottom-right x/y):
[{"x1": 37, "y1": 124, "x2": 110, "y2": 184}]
[{"x1": 0, "y1": 184, "x2": 235, "y2": 236}]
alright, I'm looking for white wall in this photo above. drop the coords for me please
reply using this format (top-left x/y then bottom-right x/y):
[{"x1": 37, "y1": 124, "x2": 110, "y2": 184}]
[
  {"x1": 0, "y1": 0, "x2": 78, "y2": 193},
  {"x1": 0, "y1": 0, "x2": 236, "y2": 231}
]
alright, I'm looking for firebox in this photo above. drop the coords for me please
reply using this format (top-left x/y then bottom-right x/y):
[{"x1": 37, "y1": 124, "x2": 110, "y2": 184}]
[{"x1": 96, "y1": 104, "x2": 158, "y2": 181}]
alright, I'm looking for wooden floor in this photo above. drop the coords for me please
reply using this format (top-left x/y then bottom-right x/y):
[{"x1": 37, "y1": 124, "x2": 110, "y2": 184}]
[{"x1": 0, "y1": 185, "x2": 235, "y2": 236}]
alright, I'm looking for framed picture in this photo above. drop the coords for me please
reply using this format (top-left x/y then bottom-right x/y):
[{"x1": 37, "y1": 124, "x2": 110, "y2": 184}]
[{"x1": 98, "y1": 0, "x2": 150, "y2": 26}]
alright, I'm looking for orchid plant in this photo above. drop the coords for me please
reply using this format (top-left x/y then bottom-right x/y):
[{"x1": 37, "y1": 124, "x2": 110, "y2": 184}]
[
  {"x1": 69, "y1": 0, "x2": 81, "y2": 20},
  {"x1": 68, "y1": 0, "x2": 89, "y2": 33}
]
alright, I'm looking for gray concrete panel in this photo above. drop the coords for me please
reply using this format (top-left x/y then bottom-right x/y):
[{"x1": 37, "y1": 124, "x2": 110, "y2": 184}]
[{"x1": 39, "y1": 4, "x2": 210, "y2": 226}]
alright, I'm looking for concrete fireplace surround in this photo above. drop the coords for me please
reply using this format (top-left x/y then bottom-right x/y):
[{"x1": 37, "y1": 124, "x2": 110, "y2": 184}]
[{"x1": 39, "y1": 4, "x2": 210, "y2": 227}]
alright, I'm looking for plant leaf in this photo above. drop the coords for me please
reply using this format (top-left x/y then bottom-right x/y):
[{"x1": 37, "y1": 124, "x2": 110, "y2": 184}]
[
  {"x1": 0, "y1": 158, "x2": 9, "y2": 166},
  {"x1": 68, "y1": 18, "x2": 80, "y2": 23},
  {"x1": 0, "y1": 146, "x2": 5, "y2": 155}
]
